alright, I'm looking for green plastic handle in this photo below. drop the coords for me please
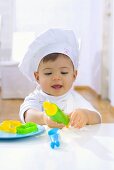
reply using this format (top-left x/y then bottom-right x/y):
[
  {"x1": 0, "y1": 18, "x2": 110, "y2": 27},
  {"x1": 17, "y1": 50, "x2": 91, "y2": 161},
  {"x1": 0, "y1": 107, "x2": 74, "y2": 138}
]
[{"x1": 43, "y1": 101, "x2": 70, "y2": 126}]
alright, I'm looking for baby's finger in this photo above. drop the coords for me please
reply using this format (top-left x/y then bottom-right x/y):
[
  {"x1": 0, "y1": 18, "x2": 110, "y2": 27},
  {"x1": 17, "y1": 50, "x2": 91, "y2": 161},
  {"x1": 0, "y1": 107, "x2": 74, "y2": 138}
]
[
  {"x1": 48, "y1": 121, "x2": 64, "y2": 129},
  {"x1": 68, "y1": 113, "x2": 72, "y2": 118},
  {"x1": 56, "y1": 123, "x2": 65, "y2": 129},
  {"x1": 70, "y1": 114, "x2": 81, "y2": 126},
  {"x1": 80, "y1": 120, "x2": 86, "y2": 128},
  {"x1": 74, "y1": 122, "x2": 82, "y2": 128},
  {"x1": 74, "y1": 120, "x2": 86, "y2": 129}
]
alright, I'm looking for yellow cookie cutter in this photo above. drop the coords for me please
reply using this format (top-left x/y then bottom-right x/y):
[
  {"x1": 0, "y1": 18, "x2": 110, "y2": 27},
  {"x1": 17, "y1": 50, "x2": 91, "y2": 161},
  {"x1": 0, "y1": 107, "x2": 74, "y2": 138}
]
[{"x1": 0, "y1": 120, "x2": 22, "y2": 133}]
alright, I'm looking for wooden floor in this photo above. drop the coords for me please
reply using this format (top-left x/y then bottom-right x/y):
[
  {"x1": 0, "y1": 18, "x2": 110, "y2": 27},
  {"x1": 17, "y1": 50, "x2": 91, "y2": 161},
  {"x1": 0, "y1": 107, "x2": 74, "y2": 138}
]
[{"x1": 0, "y1": 86, "x2": 114, "y2": 123}]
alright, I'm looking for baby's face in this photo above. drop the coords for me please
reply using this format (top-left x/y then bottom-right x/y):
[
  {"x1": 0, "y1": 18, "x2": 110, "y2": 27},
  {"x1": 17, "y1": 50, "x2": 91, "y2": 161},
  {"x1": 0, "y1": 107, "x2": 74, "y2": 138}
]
[{"x1": 34, "y1": 54, "x2": 77, "y2": 96}]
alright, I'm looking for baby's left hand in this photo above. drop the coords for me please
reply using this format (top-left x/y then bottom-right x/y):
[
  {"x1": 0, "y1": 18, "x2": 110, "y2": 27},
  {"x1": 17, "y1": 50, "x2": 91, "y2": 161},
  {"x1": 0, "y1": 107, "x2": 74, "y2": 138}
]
[{"x1": 70, "y1": 109, "x2": 88, "y2": 128}]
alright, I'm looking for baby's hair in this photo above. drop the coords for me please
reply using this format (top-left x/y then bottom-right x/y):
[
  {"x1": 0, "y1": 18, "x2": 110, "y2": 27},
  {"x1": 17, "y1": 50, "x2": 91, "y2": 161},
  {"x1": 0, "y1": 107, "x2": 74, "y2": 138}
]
[
  {"x1": 40, "y1": 53, "x2": 74, "y2": 70},
  {"x1": 41, "y1": 53, "x2": 67, "y2": 63}
]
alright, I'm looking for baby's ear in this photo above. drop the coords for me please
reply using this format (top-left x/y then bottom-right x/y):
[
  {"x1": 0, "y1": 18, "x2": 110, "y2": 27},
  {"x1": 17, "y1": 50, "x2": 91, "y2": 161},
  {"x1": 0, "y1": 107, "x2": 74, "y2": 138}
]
[
  {"x1": 73, "y1": 70, "x2": 77, "y2": 80},
  {"x1": 34, "y1": 72, "x2": 39, "y2": 82}
]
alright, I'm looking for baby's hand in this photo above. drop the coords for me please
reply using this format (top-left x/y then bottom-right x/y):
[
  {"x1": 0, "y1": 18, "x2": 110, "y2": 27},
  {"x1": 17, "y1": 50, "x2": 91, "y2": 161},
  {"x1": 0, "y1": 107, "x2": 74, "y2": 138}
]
[
  {"x1": 70, "y1": 109, "x2": 88, "y2": 128},
  {"x1": 43, "y1": 115, "x2": 64, "y2": 129}
]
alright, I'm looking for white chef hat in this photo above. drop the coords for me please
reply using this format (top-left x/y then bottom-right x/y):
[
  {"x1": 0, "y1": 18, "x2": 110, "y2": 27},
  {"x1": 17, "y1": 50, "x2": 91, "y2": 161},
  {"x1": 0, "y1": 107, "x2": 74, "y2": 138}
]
[{"x1": 19, "y1": 28, "x2": 80, "y2": 82}]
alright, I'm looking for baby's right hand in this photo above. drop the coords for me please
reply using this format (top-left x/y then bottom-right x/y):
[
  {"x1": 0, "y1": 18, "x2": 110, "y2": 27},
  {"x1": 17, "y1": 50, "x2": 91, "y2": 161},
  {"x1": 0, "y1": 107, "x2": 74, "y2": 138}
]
[{"x1": 43, "y1": 115, "x2": 64, "y2": 129}]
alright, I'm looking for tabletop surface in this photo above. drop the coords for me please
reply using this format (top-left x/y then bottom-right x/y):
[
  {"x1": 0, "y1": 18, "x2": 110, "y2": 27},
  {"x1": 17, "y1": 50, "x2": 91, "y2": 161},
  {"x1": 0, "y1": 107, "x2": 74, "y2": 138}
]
[{"x1": 0, "y1": 123, "x2": 114, "y2": 170}]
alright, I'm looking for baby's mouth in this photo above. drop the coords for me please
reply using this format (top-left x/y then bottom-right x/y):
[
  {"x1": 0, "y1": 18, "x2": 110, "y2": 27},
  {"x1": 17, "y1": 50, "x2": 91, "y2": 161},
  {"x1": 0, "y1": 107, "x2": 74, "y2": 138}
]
[{"x1": 51, "y1": 85, "x2": 63, "y2": 89}]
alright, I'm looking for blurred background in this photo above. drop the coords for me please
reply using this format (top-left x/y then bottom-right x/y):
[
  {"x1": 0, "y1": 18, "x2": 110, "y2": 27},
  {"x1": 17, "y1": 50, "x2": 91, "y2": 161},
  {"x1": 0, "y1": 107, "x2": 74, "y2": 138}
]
[{"x1": 0, "y1": 0, "x2": 114, "y2": 121}]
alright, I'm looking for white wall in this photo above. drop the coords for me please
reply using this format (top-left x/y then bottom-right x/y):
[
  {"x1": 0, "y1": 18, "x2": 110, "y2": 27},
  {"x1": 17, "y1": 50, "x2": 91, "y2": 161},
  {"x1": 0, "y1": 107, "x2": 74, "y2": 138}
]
[
  {"x1": 77, "y1": 0, "x2": 103, "y2": 93},
  {"x1": 0, "y1": 0, "x2": 15, "y2": 61},
  {"x1": 15, "y1": 0, "x2": 103, "y2": 93},
  {"x1": 0, "y1": 0, "x2": 15, "y2": 86},
  {"x1": 109, "y1": 46, "x2": 114, "y2": 106},
  {"x1": 109, "y1": 0, "x2": 114, "y2": 106}
]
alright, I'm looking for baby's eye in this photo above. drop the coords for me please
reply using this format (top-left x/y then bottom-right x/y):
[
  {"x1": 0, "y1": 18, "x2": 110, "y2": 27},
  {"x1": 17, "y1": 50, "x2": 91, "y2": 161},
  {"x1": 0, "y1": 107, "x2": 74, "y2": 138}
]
[
  {"x1": 44, "y1": 72, "x2": 52, "y2": 75},
  {"x1": 61, "y1": 72, "x2": 68, "y2": 74}
]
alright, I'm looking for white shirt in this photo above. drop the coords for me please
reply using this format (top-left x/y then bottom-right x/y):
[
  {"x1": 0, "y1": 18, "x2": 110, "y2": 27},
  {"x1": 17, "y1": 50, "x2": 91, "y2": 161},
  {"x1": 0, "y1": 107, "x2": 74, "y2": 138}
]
[{"x1": 19, "y1": 87, "x2": 101, "y2": 123}]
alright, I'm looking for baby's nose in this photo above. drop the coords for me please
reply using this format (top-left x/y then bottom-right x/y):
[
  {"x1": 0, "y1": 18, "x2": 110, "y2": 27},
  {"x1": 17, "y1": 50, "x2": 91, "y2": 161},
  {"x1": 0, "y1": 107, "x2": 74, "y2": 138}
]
[{"x1": 52, "y1": 74, "x2": 61, "y2": 80}]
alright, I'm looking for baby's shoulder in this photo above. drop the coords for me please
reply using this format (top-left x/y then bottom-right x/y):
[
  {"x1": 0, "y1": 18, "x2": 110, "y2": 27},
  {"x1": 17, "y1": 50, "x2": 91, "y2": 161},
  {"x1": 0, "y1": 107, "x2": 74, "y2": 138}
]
[
  {"x1": 71, "y1": 90, "x2": 83, "y2": 99},
  {"x1": 24, "y1": 87, "x2": 42, "y2": 100}
]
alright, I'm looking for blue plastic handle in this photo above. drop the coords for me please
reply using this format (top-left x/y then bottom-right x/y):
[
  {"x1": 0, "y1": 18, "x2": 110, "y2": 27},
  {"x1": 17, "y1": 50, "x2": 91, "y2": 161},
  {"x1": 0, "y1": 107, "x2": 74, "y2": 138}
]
[{"x1": 48, "y1": 128, "x2": 60, "y2": 149}]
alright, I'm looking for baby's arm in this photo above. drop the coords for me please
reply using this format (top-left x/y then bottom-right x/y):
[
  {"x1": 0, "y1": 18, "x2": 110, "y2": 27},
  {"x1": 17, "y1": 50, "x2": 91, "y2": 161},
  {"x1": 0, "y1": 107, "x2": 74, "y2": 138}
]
[
  {"x1": 24, "y1": 109, "x2": 45, "y2": 125},
  {"x1": 24, "y1": 109, "x2": 64, "y2": 128},
  {"x1": 69, "y1": 91, "x2": 102, "y2": 128},
  {"x1": 70, "y1": 109, "x2": 101, "y2": 128}
]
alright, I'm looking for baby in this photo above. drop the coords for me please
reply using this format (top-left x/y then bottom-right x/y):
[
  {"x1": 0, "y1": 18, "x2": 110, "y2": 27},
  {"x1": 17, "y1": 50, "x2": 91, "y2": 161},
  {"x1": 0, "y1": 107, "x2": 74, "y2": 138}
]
[{"x1": 19, "y1": 28, "x2": 101, "y2": 128}]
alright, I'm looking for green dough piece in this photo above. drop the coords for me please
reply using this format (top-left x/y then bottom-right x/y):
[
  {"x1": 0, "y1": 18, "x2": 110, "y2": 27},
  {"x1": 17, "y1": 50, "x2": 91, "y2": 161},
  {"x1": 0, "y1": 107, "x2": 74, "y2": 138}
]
[{"x1": 16, "y1": 122, "x2": 38, "y2": 134}]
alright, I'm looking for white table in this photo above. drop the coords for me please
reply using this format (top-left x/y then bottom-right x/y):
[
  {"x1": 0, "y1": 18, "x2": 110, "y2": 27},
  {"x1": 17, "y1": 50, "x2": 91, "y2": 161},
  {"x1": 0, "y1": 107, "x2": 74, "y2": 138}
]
[{"x1": 0, "y1": 123, "x2": 114, "y2": 170}]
